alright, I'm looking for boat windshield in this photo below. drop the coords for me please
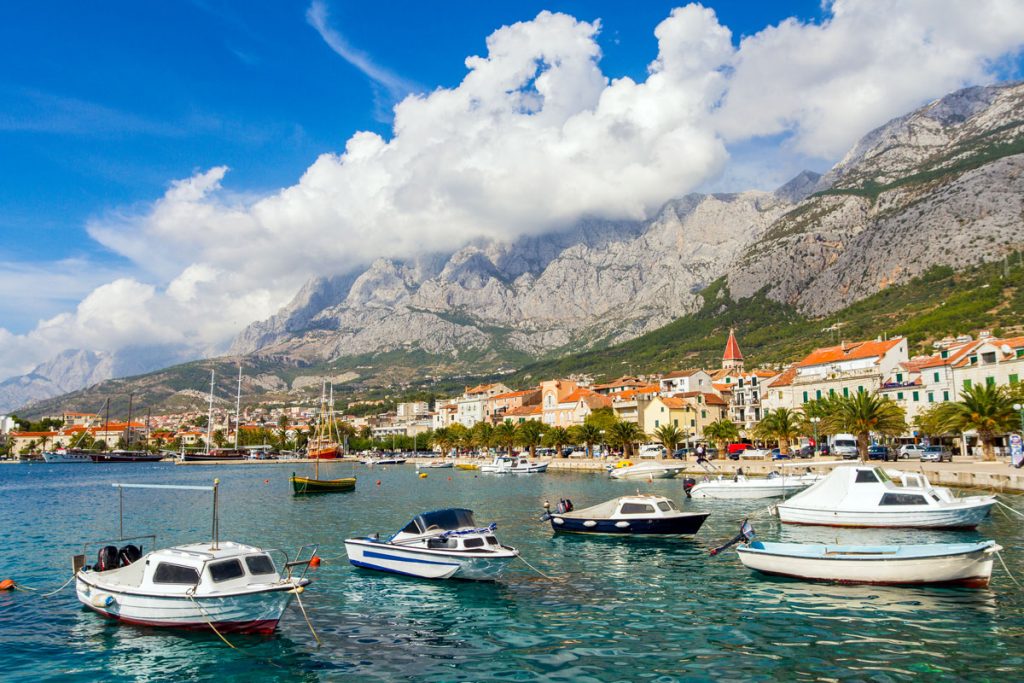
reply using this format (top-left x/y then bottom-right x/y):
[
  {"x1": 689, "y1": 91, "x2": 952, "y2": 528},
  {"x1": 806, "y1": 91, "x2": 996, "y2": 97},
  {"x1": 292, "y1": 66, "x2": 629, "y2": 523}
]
[{"x1": 407, "y1": 508, "x2": 476, "y2": 534}]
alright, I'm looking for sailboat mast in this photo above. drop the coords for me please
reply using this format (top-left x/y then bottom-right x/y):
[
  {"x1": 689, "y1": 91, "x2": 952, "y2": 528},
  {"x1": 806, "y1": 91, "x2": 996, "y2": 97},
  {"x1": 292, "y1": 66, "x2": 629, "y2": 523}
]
[
  {"x1": 206, "y1": 369, "x2": 215, "y2": 455},
  {"x1": 234, "y1": 364, "x2": 242, "y2": 450},
  {"x1": 103, "y1": 397, "x2": 110, "y2": 452},
  {"x1": 125, "y1": 391, "x2": 134, "y2": 450}
]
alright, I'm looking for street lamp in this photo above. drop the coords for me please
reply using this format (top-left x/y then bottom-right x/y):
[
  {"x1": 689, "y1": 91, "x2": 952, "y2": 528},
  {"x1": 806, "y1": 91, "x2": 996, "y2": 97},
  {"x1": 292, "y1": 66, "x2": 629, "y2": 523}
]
[{"x1": 809, "y1": 417, "x2": 821, "y2": 457}]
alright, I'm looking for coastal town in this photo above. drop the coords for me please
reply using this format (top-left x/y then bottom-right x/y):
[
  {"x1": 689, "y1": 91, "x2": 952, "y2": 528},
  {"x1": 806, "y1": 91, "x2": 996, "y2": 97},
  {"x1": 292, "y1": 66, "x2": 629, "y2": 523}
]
[{"x1": 6, "y1": 328, "x2": 1024, "y2": 464}]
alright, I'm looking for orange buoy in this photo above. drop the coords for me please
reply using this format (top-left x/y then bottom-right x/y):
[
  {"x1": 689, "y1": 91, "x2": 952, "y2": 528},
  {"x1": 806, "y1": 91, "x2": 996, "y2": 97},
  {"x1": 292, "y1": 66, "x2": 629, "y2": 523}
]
[
  {"x1": 447, "y1": 476, "x2": 452, "y2": 481},
  {"x1": 0, "y1": 579, "x2": 14, "y2": 591},
  {"x1": 376, "y1": 480, "x2": 382, "y2": 486},
  {"x1": 309, "y1": 556, "x2": 322, "y2": 568},
  {"x1": 264, "y1": 479, "x2": 269, "y2": 484},
  {"x1": 419, "y1": 472, "x2": 428, "y2": 479}
]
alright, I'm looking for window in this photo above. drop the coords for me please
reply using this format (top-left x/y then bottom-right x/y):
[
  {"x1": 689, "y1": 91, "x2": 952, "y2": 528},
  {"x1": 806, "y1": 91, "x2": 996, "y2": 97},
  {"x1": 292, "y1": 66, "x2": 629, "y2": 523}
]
[
  {"x1": 829, "y1": 389, "x2": 835, "y2": 397},
  {"x1": 802, "y1": 391, "x2": 808, "y2": 403},
  {"x1": 982, "y1": 352, "x2": 997, "y2": 364},
  {"x1": 690, "y1": 420, "x2": 695, "y2": 427},
  {"x1": 896, "y1": 373, "x2": 903, "y2": 382},
  {"x1": 701, "y1": 410, "x2": 707, "y2": 419},
  {"x1": 153, "y1": 563, "x2": 200, "y2": 585},
  {"x1": 843, "y1": 387, "x2": 849, "y2": 397},
  {"x1": 657, "y1": 502, "x2": 672, "y2": 511},
  {"x1": 654, "y1": 419, "x2": 660, "y2": 428},
  {"x1": 986, "y1": 377, "x2": 996, "y2": 386},
  {"x1": 854, "y1": 470, "x2": 879, "y2": 483},
  {"x1": 620, "y1": 503, "x2": 656, "y2": 514},
  {"x1": 816, "y1": 390, "x2": 822, "y2": 399},
  {"x1": 1011, "y1": 374, "x2": 1020, "y2": 385},
  {"x1": 463, "y1": 538, "x2": 484, "y2": 548},
  {"x1": 912, "y1": 391, "x2": 919, "y2": 402},
  {"x1": 661, "y1": 406, "x2": 665, "y2": 412},
  {"x1": 963, "y1": 379, "x2": 972, "y2": 390},
  {"x1": 943, "y1": 390, "x2": 949, "y2": 401},
  {"x1": 674, "y1": 419, "x2": 679, "y2": 427},
  {"x1": 485, "y1": 536, "x2": 498, "y2": 545},
  {"x1": 933, "y1": 372, "x2": 940, "y2": 383},
  {"x1": 209, "y1": 559, "x2": 245, "y2": 582},
  {"x1": 245, "y1": 555, "x2": 276, "y2": 575},
  {"x1": 879, "y1": 493, "x2": 928, "y2": 506},
  {"x1": 927, "y1": 393, "x2": 934, "y2": 403},
  {"x1": 941, "y1": 350, "x2": 949, "y2": 359},
  {"x1": 897, "y1": 392, "x2": 904, "y2": 400}
]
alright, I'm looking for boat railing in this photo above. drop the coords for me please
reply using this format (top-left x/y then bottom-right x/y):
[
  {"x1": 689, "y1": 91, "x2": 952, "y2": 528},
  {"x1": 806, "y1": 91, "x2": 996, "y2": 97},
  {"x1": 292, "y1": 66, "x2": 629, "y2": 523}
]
[{"x1": 271, "y1": 543, "x2": 319, "y2": 581}]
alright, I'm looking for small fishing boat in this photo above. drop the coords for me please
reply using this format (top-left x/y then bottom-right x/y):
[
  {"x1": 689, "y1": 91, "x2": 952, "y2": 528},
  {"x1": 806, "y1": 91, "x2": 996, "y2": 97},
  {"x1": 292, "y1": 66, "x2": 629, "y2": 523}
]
[
  {"x1": 736, "y1": 539, "x2": 1002, "y2": 587},
  {"x1": 75, "y1": 481, "x2": 316, "y2": 633},
  {"x1": 607, "y1": 460, "x2": 685, "y2": 480},
  {"x1": 687, "y1": 472, "x2": 820, "y2": 500},
  {"x1": 776, "y1": 464, "x2": 995, "y2": 528},
  {"x1": 543, "y1": 494, "x2": 709, "y2": 536},
  {"x1": 291, "y1": 443, "x2": 356, "y2": 494},
  {"x1": 455, "y1": 463, "x2": 479, "y2": 471},
  {"x1": 480, "y1": 455, "x2": 549, "y2": 473},
  {"x1": 42, "y1": 448, "x2": 94, "y2": 463},
  {"x1": 360, "y1": 455, "x2": 408, "y2": 465},
  {"x1": 345, "y1": 508, "x2": 518, "y2": 580}
]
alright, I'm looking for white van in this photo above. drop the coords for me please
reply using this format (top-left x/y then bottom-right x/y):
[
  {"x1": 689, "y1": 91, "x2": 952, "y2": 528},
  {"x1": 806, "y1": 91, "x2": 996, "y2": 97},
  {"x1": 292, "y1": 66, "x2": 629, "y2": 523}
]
[
  {"x1": 831, "y1": 433, "x2": 859, "y2": 459},
  {"x1": 638, "y1": 444, "x2": 666, "y2": 459}
]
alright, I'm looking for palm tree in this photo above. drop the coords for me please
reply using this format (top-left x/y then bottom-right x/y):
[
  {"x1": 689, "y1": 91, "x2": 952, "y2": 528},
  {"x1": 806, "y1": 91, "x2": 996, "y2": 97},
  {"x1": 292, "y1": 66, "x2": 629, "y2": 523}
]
[
  {"x1": 608, "y1": 420, "x2": 646, "y2": 458},
  {"x1": 447, "y1": 423, "x2": 469, "y2": 455},
  {"x1": 516, "y1": 420, "x2": 546, "y2": 459},
  {"x1": 703, "y1": 418, "x2": 739, "y2": 453},
  {"x1": 470, "y1": 421, "x2": 494, "y2": 454},
  {"x1": 544, "y1": 426, "x2": 571, "y2": 458},
  {"x1": 493, "y1": 422, "x2": 518, "y2": 456},
  {"x1": 653, "y1": 424, "x2": 684, "y2": 458},
  {"x1": 824, "y1": 391, "x2": 906, "y2": 461},
  {"x1": 431, "y1": 426, "x2": 453, "y2": 456},
  {"x1": 755, "y1": 408, "x2": 804, "y2": 455},
  {"x1": 931, "y1": 383, "x2": 1017, "y2": 461},
  {"x1": 569, "y1": 423, "x2": 603, "y2": 458}
]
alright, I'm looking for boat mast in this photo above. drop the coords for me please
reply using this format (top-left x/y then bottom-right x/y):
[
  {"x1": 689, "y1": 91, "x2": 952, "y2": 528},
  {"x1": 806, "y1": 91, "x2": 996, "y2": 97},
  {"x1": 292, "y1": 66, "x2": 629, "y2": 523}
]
[
  {"x1": 234, "y1": 363, "x2": 242, "y2": 450},
  {"x1": 103, "y1": 397, "x2": 110, "y2": 452},
  {"x1": 125, "y1": 391, "x2": 134, "y2": 450},
  {"x1": 205, "y1": 369, "x2": 215, "y2": 455}
]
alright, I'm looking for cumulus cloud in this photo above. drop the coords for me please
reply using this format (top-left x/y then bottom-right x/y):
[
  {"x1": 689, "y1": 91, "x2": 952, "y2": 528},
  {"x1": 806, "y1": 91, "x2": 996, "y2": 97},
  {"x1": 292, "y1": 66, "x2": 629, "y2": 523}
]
[{"x1": 3, "y1": 1, "x2": 1023, "y2": 380}]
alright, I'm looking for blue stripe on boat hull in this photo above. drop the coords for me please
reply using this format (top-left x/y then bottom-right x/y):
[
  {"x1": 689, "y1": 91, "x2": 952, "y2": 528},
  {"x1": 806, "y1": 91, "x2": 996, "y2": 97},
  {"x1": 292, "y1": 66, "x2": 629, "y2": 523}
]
[{"x1": 362, "y1": 550, "x2": 460, "y2": 567}]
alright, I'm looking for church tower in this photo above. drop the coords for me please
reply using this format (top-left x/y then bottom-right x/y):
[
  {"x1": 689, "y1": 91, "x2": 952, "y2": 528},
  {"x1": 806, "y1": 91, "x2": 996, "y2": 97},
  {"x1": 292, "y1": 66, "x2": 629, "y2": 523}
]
[{"x1": 722, "y1": 328, "x2": 744, "y2": 370}]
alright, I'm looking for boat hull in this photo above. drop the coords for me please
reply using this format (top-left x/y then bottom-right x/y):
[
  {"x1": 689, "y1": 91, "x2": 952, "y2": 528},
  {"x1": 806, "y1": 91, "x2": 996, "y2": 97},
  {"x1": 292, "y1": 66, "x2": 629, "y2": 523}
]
[
  {"x1": 609, "y1": 466, "x2": 683, "y2": 480},
  {"x1": 736, "y1": 542, "x2": 998, "y2": 587},
  {"x1": 75, "y1": 577, "x2": 303, "y2": 634},
  {"x1": 690, "y1": 480, "x2": 815, "y2": 500},
  {"x1": 777, "y1": 500, "x2": 995, "y2": 529},
  {"x1": 42, "y1": 451, "x2": 92, "y2": 463},
  {"x1": 549, "y1": 512, "x2": 709, "y2": 536},
  {"x1": 89, "y1": 453, "x2": 164, "y2": 463},
  {"x1": 344, "y1": 539, "x2": 516, "y2": 581},
  {"x1": 291, "y1": 475, "x2": 356, "y2": 494},
  {"x1": 181, "y1": 453, "x2": 246, "y2": 462}
]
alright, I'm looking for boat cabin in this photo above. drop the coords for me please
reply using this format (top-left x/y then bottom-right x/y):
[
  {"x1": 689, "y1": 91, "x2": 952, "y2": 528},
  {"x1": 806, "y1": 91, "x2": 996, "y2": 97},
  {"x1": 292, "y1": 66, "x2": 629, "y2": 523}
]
[
  {"x1": 84, "y1": 541, "x2": 284, "y2": 595},
  {"x1": 793, "y1": 466, "x2": 953, "y2": 509},
  {"x1": 386, "y1": 508, "x2": 505, "y2": 551},
  {"x1": 562, "y1": 495, "x2": 682, "y2": 520}
]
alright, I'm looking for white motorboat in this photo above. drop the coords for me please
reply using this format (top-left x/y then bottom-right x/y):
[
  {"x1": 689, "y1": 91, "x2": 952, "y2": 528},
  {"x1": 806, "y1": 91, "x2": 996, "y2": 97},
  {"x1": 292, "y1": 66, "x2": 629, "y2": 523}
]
[
  {"x1": 776, "y1": 464, "x2": 996, "y2": 528},
  {"x1": 74, "y1": 482, "x2": 315, "y2": 634},
  {"x1": 544, "y1": 495, "x2": 709, "y2": 537},
  {"x1": 687, "y1": 472, "x2": 821, "y2": 500},
  {"x1": 360, "y1": 455, "x2": 408, "y2": 465},
  {"x1": 345, "y1": 508, "x2": 519, "y2": 580},
  {"x1": 607, "y1": 460, "x2": 685, "y2": 480},
  {"x1": 736, "y1": 539, "x2": 1001, "y2": 587},
  {"x1": 421, "y1": 459, "x2": 454, "y2": 469},
  {"x1": 479, "y1": 455, "x2": 549, "y2": 473},
  {"x1": 42, "y1": 448, "x2": 93, "y2": 463}
]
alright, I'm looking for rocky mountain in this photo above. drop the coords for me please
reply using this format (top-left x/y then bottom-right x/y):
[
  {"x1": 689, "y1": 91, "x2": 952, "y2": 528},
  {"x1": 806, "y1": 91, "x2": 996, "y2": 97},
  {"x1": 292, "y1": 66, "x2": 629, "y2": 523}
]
[
  {"x1": 231, "y1": 189, "x2": 794, "y2": 364},
  {"x1": 731, "y1": 82, "x2": 1024, "y2": 314},
  {"x1": 0, "y1": 346, "x2": 196, "y2": 414},
  {"x1": 9, "y1": 81, "x2": 1024, "y2": 415}
]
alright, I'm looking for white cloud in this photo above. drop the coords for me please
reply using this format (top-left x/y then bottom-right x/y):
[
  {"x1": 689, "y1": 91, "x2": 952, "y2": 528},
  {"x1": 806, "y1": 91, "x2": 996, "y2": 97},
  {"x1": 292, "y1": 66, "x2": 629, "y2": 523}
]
[{"x1": 3, "y1": 2, "x2": 1024, "y2": 381}]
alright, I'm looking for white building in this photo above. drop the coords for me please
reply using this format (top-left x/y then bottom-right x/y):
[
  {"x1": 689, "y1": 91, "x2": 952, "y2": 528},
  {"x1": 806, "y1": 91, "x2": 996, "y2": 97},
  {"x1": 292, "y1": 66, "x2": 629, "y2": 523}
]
[
  {"x1": 658, "y1": 369, "x2": 713, "y2": 396},
  {"x1": 455, "y1": 383, "x2": 511, "y2": 428}
]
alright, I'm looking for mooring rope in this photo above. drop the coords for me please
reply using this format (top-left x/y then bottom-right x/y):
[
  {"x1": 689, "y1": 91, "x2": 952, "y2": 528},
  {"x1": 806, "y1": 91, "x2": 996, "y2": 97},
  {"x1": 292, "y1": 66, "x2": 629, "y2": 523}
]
[
  {"x1": 516, "y1": 554, "x2": 554, "y2": 580},
  {"x1": 186, "y1": 591, "x2": 240, "y2": 651},
  {"x1": 9, "y1": 574, "x2": 76, "y2": 597},
  {"x1": 292, "y1": 587, "x2": 322, "y2": 647},
  {"x1": 995, "y1": 551, "x2": 1021, "y2": 588},
  {"x1": 995, "y1": 499, "x2": 1024, "y2": 520}
]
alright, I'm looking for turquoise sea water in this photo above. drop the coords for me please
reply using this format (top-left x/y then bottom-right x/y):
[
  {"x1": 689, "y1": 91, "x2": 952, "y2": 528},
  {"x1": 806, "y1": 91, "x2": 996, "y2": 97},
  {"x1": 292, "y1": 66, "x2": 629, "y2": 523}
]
[{"x1": 1, "y1": 462, "x2": 1022, "y2": 682}]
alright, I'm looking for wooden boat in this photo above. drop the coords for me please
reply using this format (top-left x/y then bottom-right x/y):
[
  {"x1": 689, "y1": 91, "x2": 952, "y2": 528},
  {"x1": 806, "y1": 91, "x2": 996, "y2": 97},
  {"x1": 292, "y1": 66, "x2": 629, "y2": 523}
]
[
  {"x1": 291, "y1": 472, "x2": 356, "y2": 494},
  {"x1": 736, "y1": 539, "x2": 1002, "y2": 587},
  {"x1": 75, "y1": 481, "x2": 316, "y2": 633},
  {"x1": 455, "y1": 463, "x2": 479, "y2": 471},
  {"x1": 776, "y1": 464, "x2": 995, "y2": 528},
  {"x1": 345, "y1": 508, "x2": 518, "y2": 580},
  {"x1": 544, "y1": 494, "x2": 709, "y2": 537}
]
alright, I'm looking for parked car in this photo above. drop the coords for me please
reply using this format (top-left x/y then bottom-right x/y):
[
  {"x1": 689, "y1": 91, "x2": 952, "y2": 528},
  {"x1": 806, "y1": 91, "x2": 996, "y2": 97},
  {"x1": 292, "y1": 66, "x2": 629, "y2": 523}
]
[
  {"x1": 638, "y1": 444, "x2": 666, "y2": 459},
  {"x1": 867, "y1": 445, "x2": 896, "y2": 462},
  {"x1": 796, "y1": 445, "x2": 815, "y2": 458},
  {"x1": 671, "y1": 448, "x2": 691, "y2": 459},
  {"x1": 899, "y1": 444, "x2": 926, "y2": 459},
  {"x1": 921, "y1": 445, "x2": 953, "y2": 462},
  {"x1": 770, "y1": 448, "x2": 791, "y2": 460},
  {"x1": 832, "y1": 434, "x2": 859, "y2": 460},
  {"x1": 727, "y1": 443, "x2": 750, "y2": 461}
]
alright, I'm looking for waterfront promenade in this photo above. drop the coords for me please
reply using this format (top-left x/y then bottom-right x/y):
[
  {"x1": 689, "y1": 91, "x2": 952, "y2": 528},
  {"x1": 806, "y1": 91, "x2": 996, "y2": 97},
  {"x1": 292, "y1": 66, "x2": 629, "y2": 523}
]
[{"x1": 170, "y1": 455, "x2": 1024, "y2": 493}]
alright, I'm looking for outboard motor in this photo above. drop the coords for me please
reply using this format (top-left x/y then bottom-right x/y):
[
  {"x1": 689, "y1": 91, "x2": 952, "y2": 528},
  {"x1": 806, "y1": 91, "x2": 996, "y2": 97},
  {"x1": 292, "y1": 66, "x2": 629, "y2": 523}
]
[
  {"x1": 682, "y1": 477, "x2": 697, "y2": 498},
  {"x1": 96, "y1": 545, "x2": 119, "y2": 571},
  {"x1": 118, "y1": 544, "x2": 142, "y2": 567}
]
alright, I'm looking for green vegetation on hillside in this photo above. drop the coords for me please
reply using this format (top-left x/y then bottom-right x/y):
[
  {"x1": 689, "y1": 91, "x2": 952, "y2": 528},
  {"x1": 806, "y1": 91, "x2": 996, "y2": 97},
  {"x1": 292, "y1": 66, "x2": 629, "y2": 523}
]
[{"x1": 510, "y1": 253, "x2": 1024, "y2": 383}]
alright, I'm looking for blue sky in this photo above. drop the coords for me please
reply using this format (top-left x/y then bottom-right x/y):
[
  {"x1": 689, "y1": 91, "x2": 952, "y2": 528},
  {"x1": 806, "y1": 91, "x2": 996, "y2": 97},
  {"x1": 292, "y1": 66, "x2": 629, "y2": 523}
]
[
  {"x1": 0, "y1": 1, "x2": 824, "y2": 283},
  {"x1": 0, "y1": 1, "x2": 1021, "y2": 379}
]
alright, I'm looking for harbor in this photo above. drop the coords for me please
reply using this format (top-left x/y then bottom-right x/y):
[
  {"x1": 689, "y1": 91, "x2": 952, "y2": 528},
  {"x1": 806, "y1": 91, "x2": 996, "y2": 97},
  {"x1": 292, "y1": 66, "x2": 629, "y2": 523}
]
[{"x1": 1, "y1": 462, "x2": 1022, "y2": 680}]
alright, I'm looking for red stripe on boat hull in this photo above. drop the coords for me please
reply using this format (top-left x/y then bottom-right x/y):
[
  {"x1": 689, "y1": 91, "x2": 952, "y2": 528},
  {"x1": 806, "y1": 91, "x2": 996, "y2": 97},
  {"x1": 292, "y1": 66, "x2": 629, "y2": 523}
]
[
  {"x1": 749, "y1": 568, "x2": 990, "y2": 588},
  {"x1": 88, "y1": 606, "x2": 280, "y2": 634}
]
